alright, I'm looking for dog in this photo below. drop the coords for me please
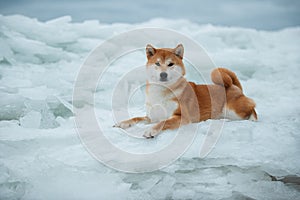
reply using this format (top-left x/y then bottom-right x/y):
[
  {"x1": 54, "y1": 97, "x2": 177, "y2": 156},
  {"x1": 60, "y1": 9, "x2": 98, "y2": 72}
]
[{"x1": 114, "y1": 44, "x2": 257, "y2": 138}]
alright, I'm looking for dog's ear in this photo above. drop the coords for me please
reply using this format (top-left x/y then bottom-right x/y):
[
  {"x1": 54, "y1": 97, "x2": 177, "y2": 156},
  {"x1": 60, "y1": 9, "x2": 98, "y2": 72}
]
[
  {"x1": 174, "y1": 44, "x2": 184, "y2": 59},
  {"x1": 146, "y1": 44, "x2": 156, "y2": 59}
]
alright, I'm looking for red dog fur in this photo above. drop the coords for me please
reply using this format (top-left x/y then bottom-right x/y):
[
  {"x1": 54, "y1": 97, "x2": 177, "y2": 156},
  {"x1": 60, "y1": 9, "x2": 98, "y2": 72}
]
[{"x1": 114, "y1": 44, "x2": 257, "y2": 138}]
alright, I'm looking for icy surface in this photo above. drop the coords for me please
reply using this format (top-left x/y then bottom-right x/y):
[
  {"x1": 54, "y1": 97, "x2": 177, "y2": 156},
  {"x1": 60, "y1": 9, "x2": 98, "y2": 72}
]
[{"x1": 0, "y1": 15, "x2": 300, "y2": 199}]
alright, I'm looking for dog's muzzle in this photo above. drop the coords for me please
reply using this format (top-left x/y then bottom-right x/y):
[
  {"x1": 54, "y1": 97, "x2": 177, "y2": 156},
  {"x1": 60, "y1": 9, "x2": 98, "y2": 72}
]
[{"x1": 160, "y1": 72, "x2": 168, "y2": 82}]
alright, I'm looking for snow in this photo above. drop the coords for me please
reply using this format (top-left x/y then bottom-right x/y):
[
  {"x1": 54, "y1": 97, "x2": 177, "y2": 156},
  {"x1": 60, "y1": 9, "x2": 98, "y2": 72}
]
[{"x1": 0, "y1": 14, "x2": 300, "y2": 199}]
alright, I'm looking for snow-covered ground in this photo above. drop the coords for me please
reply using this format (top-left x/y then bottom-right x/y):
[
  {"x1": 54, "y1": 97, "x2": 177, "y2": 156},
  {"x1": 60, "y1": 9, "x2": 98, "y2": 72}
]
[{"x1": 0, "y1": 15, "x2": 300, "y2": 199}]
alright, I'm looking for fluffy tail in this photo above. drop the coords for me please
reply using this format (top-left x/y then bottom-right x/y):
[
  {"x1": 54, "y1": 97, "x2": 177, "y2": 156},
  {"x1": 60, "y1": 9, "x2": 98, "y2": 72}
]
[{"x1": 211, "y1": 68, "x2": 243, "y2": 91}]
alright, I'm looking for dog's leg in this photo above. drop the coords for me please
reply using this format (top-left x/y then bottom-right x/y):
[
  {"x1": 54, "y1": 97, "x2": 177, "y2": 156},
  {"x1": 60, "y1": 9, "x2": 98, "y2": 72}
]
[
  {"x1": 114, "y1": 116, "x2": 150, "y2": 129},
  {"x1": 143, "y1": 115, "x2": 187, "y2": 138}
]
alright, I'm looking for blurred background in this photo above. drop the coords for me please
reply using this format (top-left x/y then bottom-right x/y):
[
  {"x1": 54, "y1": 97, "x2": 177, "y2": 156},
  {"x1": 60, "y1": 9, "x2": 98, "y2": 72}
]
[{"x1": 0, "y1": 0, "x2": 299, "y2": 30}]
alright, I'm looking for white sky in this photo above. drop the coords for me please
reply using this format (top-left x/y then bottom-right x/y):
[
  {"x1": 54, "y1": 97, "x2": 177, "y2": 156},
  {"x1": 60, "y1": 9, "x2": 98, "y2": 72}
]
[{"x1": 0, "y1": 0, "x2": 299, "y2": 30}]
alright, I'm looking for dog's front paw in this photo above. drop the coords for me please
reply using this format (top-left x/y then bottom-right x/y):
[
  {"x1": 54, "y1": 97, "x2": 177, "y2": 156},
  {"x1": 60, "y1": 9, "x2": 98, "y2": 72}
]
[
  {"x1": 113, "y1": 121, "x2": 133, "y2": 129},
  {"x1": 143, "y1": 128, "x2": 160, "y2": 139}
]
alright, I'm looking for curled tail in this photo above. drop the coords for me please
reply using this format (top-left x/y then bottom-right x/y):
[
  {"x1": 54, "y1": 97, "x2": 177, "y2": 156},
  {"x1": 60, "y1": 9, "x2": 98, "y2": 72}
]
[{"x1": 211, "y1": 68, "x2": 243, "y2": 91}]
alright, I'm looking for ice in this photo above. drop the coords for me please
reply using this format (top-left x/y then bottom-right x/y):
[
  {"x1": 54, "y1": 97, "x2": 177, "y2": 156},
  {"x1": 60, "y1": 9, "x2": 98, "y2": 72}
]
[
  {"x1": 0, "y1": 14, "x2": 300, "y2": 199},
  {"x1": 19, "y1": 110, "x2": 41, "y2": 128}
]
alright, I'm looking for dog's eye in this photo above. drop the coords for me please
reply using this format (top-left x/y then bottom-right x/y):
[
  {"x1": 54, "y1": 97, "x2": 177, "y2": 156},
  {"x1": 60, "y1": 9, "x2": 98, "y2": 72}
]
[
  {"x1": 155, "y1": 62, "x2": 160, "y2": 66},
  {"x1": 168, "y1": 63, "x2": 174, "y2": 67}
]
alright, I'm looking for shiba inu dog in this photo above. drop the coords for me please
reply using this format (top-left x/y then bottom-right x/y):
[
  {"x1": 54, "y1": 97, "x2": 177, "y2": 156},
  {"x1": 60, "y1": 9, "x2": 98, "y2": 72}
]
[{"x1": 114, "y1": 44, "x2": 257, "y2": 138}]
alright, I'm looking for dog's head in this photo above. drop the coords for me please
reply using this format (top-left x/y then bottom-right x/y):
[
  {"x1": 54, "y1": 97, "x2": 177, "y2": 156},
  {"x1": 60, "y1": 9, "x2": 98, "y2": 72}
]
[{"x1": 146, "y1": 44, "x2": 186, "y2": 84}]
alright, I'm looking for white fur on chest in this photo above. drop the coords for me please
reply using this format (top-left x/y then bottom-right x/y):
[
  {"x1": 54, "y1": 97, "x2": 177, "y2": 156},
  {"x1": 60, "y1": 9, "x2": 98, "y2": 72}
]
[
  {"x1": 220, "y1": 107, "x2": 243, "y2": 120},
  {"x1": 146, "y1": 84, "x2": 178, "y2": 122}
]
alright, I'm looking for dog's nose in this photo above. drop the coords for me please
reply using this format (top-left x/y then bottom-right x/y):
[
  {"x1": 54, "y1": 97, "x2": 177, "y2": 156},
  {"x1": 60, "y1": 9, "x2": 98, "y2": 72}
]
[{"x1": 160, "y1": 72, "x2": 168, "y2": 79}]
